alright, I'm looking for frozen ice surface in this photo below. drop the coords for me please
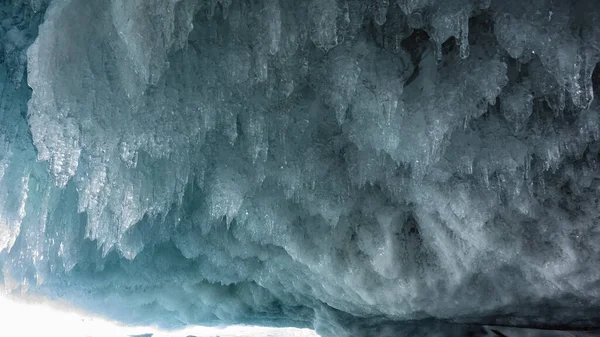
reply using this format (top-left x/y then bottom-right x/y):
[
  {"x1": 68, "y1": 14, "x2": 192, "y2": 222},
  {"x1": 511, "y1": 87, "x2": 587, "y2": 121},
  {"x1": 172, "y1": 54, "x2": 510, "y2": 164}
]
[{"x1": 1, "y1": 0, "x2": 600, "y2": 336}]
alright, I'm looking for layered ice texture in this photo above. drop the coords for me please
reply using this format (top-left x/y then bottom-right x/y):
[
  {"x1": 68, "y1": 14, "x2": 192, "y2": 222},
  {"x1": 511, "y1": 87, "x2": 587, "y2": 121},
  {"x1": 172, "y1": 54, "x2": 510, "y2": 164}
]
[{"x1": 1, "y1": 0, "x2": 600, "y2": 336}]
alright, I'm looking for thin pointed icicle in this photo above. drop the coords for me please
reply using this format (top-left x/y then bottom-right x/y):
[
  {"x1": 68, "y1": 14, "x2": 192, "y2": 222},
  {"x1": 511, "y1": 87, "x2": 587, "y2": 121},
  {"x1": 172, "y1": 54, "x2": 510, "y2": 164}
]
[
  {"x1": 434, "y1": 41, "x2": 443, "y2": 64},
  {"x1": 557, "y1": 88, "x2": 566, "y2": 116},
  {"x1": 459, "y1": 14, "x2": 470, "y2": 59},
  {"x1": 573, "y1": 48, "x2": 595, "y2": 109}
]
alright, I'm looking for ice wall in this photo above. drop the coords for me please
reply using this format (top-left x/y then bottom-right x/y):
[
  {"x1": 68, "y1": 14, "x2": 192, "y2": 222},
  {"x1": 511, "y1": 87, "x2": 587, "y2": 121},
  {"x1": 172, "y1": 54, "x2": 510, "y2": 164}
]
[{"x1": 1, "y1": 0, "x2": 600, "y2": 336}]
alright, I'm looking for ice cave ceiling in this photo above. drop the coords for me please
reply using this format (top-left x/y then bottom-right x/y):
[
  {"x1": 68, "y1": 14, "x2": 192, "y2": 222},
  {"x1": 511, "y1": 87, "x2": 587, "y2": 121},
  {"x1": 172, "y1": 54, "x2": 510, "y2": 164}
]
[{"x1": 1, "y1": 0, "x2": 600, "y2": 336}]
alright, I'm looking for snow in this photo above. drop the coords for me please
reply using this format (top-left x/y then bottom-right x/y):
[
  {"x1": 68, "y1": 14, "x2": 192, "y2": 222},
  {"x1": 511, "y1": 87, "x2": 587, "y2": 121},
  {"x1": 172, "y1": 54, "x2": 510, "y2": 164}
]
[
  {"x1": 0, "y1": 293, "x2": 318, "y2": 337},
  {"x1": 1, "y1": 0, "x2": 600, "y2": 336}
]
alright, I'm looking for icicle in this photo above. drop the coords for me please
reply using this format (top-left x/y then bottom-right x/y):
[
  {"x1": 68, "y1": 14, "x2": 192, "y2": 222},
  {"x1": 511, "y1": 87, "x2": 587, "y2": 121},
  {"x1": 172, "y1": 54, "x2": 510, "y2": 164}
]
[
  {"x1": 30, "y1": 0, "x2": 42, "y2": 12},
  {"x1": 384, "y1": 99, "x2": 396, "y2": 125},
  {"x1": 254, "y1": 49, "x2": 269, "y2": 82},
  {"x1": 434, "y1": 41, "x2": 443, "y2": 64},
  {"x1": 459, "y1": 14, "x2": 470, "y2": 59},
  {"x1": 573, "y1": 48, "x2": 595, "y2": 109},
  {"x1": 266, "y1": 0, "x2": 282, "y2": 55},
  {"x1": 374, "y1": 0, "x2": 390, "y2": 26},
  {"x1": 335, "y1": 106, "x2": 346, "y2": 126},
  {"x1": 524, "y1": 154, "x2": 531, "y2": 180},
  {"x1": 557, "y1": 88, "x2": 565, "y2": 116},
  {"x1": 393, "y1": 34, "x2": 402, "y2": 53}
]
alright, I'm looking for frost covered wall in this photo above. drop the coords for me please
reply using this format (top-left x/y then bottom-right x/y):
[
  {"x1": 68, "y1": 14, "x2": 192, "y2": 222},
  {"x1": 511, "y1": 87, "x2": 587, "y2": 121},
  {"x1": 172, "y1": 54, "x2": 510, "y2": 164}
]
[{"x1": 1, "y1": 0, "x2": 600, "y2": 335}]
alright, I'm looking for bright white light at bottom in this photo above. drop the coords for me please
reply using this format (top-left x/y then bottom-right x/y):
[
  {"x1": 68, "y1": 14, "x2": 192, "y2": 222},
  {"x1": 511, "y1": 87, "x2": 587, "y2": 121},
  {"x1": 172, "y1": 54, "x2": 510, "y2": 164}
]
[{"x1": 0, "y1": 293, "x2": 319, "y2": 337}]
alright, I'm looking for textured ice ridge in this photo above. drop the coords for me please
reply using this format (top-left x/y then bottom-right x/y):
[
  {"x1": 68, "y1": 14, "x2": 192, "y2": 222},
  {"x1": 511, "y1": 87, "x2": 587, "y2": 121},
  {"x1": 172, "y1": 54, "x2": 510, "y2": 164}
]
[{"x1": 1, "y1": 0, "x2": 600, "y2": 336}]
